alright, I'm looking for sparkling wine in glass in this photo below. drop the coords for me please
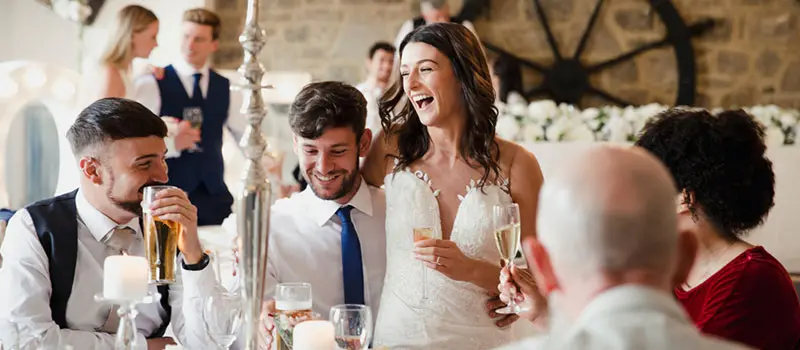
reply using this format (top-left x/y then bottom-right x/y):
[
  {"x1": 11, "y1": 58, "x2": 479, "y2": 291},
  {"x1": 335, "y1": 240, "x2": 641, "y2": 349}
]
[
  {"x1": 273, "y1": 283, "x2": 315, "y2": 349},
  {"x1": 203, "y1": 291, "x2": 244, "y2": 349},
  {"x1": 492, "y1": 203, "x2": 529, "y2": 314},
  {"x1": 330, "y1": 304, "x2": 372, "y2": 350},
  {"x1": 182, "y1": 107, "x2": 203, "y2": 152},
  {"x1": 413, "y1": 227, "x2": 434, "y2": 301}
]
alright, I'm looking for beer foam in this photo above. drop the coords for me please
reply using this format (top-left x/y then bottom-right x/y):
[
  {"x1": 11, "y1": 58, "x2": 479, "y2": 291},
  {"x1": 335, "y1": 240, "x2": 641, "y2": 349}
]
[{"x1": 275, "y1": 300, "x2": 312, "y2": 311}]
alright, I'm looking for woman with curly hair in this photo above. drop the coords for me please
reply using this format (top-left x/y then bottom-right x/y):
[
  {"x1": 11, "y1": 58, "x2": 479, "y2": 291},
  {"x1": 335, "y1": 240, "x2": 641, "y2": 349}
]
[{"x1": 635, "y1": 108, "x2": 800, "y2": 349}]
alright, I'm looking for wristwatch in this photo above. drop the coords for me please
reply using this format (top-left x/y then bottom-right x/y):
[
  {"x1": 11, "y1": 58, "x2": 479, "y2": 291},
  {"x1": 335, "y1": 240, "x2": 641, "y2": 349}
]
[{"x1": 182, "y1": 253, "x2": 210, "y2": 271}]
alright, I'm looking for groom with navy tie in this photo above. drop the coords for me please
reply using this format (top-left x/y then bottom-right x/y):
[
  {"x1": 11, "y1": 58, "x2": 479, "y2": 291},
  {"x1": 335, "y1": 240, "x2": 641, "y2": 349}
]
[{"x1": 135, "y1": 8, "x2": 245, "y2": 226}]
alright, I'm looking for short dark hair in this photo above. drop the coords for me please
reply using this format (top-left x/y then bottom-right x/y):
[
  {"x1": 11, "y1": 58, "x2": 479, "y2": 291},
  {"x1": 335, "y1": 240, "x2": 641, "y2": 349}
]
[
  {"x1": 289, "y1": 82, "x2": 367, "y2": 140},
  {"x1": 368, "y1": 42, "x2": 395, "y2": 59},
  {"x1": 635, "y1": 108, "x2": 775, "y2": 239},
  {"x1": 183, "y1": 8, "x2": 221, "y2": 40},
  {"x1": 67, "y1": 98, "x2": 168, "y2": 156}
]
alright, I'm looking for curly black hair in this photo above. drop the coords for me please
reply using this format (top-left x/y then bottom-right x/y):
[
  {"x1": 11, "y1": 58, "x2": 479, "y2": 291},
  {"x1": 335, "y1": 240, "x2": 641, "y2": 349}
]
[{"x1": 634, "y1": 108, "x2": 775, "y2": 240}]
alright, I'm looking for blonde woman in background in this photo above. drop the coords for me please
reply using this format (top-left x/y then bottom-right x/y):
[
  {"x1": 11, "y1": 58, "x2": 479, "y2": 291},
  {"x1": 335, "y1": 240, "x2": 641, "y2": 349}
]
[{"x1": 85, "y1": 5, "x2": 159, "y2": 101}]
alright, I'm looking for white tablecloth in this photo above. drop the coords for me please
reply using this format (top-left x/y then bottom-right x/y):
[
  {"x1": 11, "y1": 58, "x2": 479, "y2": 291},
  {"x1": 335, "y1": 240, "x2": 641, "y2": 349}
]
[{"x1": 523, "y1": 142, "x2": 800, "y2": 273}]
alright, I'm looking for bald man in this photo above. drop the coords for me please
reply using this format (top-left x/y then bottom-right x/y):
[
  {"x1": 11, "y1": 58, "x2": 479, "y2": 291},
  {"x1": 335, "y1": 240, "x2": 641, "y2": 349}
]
[{"x1": 496, "y1": 146, "x2": 752, "y2": 349}]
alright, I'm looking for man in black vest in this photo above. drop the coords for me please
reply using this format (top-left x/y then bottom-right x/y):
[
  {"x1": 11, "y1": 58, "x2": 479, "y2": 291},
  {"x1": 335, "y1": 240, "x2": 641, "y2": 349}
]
[
  {"x1": 393, "y1": 0, "x2": 479, "y2": 50},
  {"x1": 0, "y1": 98, "x2": 228, "y2": 349}
]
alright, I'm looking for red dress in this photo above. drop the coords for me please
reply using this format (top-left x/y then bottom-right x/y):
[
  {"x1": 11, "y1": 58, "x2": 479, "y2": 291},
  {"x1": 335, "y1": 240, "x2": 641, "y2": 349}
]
[{"x1": 675, "y1": 246, "x2": 800, "y2": 349}]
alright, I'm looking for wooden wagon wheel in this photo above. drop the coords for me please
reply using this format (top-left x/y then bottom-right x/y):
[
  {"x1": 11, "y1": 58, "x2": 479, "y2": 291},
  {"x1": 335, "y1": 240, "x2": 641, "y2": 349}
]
[{"x1": 461, "y1": 0, "x2": 716, "y2": 107}]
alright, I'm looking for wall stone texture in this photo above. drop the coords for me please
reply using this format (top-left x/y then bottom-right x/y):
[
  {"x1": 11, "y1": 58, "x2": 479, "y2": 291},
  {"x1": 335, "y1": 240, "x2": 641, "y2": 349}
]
[{"x1": 211, "y1": 0, "x2": 800, "y2": 109}]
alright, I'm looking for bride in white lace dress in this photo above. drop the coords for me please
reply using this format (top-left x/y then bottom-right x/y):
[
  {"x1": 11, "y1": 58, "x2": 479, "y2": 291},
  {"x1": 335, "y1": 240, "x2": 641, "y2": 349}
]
[
  {"x1": 363, "y1": 23, "x2": 545, "y2": 349},
  {"x1": 81, "y1": 5, "x2": 159, "y2": 104}
]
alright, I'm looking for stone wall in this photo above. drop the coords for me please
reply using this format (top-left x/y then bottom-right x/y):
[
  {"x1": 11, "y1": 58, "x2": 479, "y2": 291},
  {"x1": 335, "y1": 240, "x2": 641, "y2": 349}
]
[{"x1": 212, "y1": 0, "x2": 800, "y2": 109}]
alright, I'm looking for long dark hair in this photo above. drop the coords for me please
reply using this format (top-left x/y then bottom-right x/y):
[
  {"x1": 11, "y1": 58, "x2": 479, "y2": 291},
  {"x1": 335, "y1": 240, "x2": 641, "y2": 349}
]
[{"x1": 378, "y1": 22, "x2": 500, "y2": 189}]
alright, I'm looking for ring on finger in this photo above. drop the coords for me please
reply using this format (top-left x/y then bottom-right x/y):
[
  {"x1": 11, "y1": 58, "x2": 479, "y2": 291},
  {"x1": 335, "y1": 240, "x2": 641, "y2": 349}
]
[{"x1": 435, "y1": 256, "x2": 441, "y2": 265}]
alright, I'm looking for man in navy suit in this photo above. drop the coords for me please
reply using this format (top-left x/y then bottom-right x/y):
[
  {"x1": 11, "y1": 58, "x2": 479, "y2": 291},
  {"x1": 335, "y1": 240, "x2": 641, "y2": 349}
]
[{"x1": 135, "y1": 8, "x2": 245, "y2": 226}]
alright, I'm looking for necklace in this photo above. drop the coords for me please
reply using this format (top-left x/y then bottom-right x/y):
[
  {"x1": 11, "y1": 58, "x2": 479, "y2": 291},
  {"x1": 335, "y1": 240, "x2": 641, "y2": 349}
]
[{"x1": 682, "y1": 242, "x2": 735, "y2": 289}]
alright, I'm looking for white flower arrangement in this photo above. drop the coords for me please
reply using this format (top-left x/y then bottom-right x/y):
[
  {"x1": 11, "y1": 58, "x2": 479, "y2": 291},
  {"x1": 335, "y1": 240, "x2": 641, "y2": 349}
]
[{"x1": 496, "y1": 92, "x2": 800, "y2": 146}]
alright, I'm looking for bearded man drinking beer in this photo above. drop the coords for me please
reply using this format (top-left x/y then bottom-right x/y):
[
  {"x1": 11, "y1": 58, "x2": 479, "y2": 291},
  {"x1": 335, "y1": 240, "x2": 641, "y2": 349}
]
[{"x1": 0, "y1": 98, "x2": 229, "y2": 350}]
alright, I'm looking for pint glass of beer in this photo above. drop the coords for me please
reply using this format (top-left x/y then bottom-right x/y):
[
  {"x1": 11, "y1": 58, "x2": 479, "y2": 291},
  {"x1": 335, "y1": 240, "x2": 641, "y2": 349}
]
[{"x1": 141, "y1": 185, "x2": 182, "y2": 285}]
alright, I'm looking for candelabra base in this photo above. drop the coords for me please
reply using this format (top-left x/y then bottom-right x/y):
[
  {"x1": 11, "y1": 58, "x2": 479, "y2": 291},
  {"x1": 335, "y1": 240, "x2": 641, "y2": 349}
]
[{"x1": 94, "y1": 292, "x2": 162, "y2": 350}]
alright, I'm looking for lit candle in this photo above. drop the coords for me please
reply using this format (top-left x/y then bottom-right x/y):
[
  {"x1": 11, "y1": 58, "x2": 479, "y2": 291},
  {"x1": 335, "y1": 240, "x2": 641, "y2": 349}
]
[
  {"x1": 293, "y1": 320, "x2": 335, "y2": 350},
  {"x1": 103, "y1": 256, "x2": 148, "y2": 301}
]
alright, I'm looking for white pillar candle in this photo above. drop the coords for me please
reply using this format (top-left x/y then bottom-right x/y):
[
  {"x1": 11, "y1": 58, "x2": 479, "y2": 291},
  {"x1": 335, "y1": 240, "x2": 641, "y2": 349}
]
[
  {"x1": 293, "y1": 320, "x2": 335, "y2": 350},
  {"x1": 103, "y1": 256, "x2": 149, "y2": 301}
]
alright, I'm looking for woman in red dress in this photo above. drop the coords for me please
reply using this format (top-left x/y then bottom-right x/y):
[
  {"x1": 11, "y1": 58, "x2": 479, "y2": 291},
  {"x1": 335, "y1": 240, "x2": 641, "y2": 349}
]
[{"x1": 635, "y1": 108, "x2": 800, "y2": 349}]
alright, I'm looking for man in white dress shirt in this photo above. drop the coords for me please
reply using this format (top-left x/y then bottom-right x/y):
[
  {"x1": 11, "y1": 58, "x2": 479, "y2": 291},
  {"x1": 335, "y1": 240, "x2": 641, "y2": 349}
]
[
  {"x1": 393, "y1": 0, "x2": 478, "y2": 50},
  {"x1": 355, "y1": 42, "x2": 395, "y2": 144},
  {"x1": 0, "y1": 98, "x2": 229, "y2": 349},
  {"x1": 262, "y1": 81, "x2": 386, "y2": 322},
  {"x1": 134, "y1": 8, "x2": 246, "y2": 226},
  {"x1": 496, "y1": 146, "x2": 752, "y2": 349}
]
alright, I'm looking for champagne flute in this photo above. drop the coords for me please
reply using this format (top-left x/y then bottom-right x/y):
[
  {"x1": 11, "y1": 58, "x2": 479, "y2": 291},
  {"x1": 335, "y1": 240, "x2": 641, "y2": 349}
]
[
  {"x1": 492, "y1": 203, "x2": 529, "y2": 314},
  {"x1": 330, "y1": 304, "x2": 372, "y2": 350},
  {"x1": 273, "y1": 283, "x2": 315, "y2": 349},
  {"x1": 413, "y1": 202, "x2": 438, "y2": 302},
  {"x1": 182, "y1": 107, "x2": 203, "y2": 153}
]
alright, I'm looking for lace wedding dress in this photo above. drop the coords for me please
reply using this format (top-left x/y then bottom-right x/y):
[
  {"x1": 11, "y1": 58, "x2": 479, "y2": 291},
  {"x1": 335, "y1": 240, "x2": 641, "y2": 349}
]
[{"x1": 373, "y1": 165, "x2": 524, "y2": 349}]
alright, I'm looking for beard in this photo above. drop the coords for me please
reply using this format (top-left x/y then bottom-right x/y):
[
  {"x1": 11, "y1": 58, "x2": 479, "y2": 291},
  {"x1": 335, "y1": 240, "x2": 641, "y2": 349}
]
[
  {"x1": 105, "y1": 167, "x2": 165, "y2": 216},
  {"x1": 306, "y1": 158, "x2": 360, "y2": 201}
]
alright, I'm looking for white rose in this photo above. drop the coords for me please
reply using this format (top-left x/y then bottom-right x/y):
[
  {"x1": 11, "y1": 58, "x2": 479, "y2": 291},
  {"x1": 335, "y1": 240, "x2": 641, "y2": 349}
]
[
  {"x1": 604, "y1": 116, "x2": 633, "y2": 143},
  {"x1": 496, "y1": 116, "x2": 521, "y2": 141},
  {"x1": 506, "y1": 92, "x2": 527, "y2": 106},
  {"x1": 765, "y1": 126, "x2": 786, "y2": 147},
  {"x1": 528, "y1": 100, "x2": 558, "y2": 122},
  {"x1": 586, "y1": 118, "x2": 601, "y2": 131},
  {"x1": 508, "y1": 103, "x2": 528, "y2": 118},
  {"x1": 581, "y1": 108, "x2": 600, "y2": 121},
  {"x1": 522, "y1": 123, "x2": 545, "y2": 142},
  {"x1": 563, "y1": 123, "x2": 596, "y2": 142},
  {"x1": 545, "y1": 118, "x2": 569, "y2": 141}
]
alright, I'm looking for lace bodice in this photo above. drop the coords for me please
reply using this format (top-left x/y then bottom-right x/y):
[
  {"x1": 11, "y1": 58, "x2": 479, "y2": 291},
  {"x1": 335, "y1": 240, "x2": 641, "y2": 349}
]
[{"x1": 373, "y1": 167, "x2": 523, "y2": 349}]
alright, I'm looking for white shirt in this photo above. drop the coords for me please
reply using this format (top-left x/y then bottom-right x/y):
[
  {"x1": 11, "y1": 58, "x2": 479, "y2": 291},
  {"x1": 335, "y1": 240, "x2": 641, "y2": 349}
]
[
  {"x1": 0, "y1": 190, "x2": 225, "y2": 349},
  {"x1": 495, "y1": 286, "x2": 754, "y2": 350},
  {"x1": 264, "y1": 177, "x2": 386, "y2": 321},
  {"x1": 133, "y1": 60, "x2": 246, "y2": 158},
  {"x1": 355, "y1": 82, "x2": 384, "y2": 143},
  {"x1": 394, "y1": 19, "x2": 478, "y2": 50}
]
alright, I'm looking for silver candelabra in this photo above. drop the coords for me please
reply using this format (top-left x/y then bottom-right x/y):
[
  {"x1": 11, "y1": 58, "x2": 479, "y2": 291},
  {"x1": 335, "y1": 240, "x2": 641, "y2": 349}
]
[{"x1": 235, "y1": 0, "x2": 272, "y2": 349}]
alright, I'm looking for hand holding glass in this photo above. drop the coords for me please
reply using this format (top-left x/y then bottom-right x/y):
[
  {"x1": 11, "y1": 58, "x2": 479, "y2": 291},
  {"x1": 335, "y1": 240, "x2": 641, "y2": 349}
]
[
  {"x1": 492, "y1": 203, "x2": 529, "y2": 314},
  {"x1": 141, "y1": 186, "x2": 181, "y2": 285}
]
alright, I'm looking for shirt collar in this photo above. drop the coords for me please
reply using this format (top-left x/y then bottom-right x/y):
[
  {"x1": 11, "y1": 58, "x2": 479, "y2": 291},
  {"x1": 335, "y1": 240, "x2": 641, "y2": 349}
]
[
  {"x1": 173, "y1": 59, "x2": 210, "y2": 78},
  {"x1": 75, "y1": 189, "x2": 141, "y2": 242},
  {"x1": 302, "y1": 176, "x2": 374, "y2": 227},
  {"x1": 575, "y1": 285, "x2": 689, "y2": 327}
]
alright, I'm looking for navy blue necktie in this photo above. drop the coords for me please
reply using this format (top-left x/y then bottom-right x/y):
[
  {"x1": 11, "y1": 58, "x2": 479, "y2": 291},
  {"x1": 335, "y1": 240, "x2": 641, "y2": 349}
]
[
  {"x1": 191, "y1": 73, "x2": 203, "y2": 106},
  {"x1": 337, "y1": 205, "x2": 365, "y2": 305}
]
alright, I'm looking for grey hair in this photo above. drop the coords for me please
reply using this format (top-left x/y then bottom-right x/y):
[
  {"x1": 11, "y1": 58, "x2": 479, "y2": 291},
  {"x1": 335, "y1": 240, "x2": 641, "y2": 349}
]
[{"x1": 536, "y1": 146, "x2": 679, "y2": 279}]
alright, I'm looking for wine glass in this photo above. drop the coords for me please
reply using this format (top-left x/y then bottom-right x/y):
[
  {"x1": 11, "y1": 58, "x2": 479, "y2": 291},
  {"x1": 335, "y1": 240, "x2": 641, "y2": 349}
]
[
  {"x1": 182, "y1": 107, "x2": 203, "y2": 152},
  {"x1": 273, "y1": 283, "x2": 315, "y2": 349},
  {"x1": 203, "y1": 291, "x2": 244, "y2": 349},
  {"x1": 492, "y1": 203, "x2": 529, "y2": 314},
  {"x1": 330, "y1": 304, "x2": 372, "y2": 350}
]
